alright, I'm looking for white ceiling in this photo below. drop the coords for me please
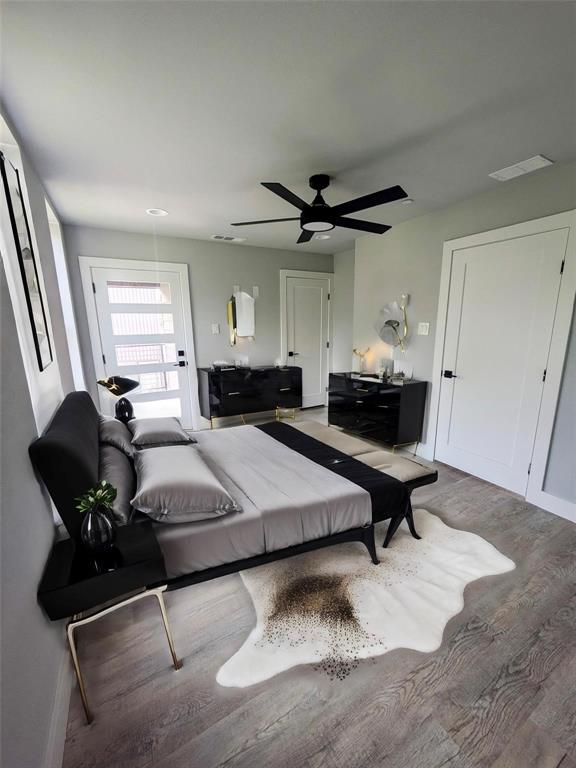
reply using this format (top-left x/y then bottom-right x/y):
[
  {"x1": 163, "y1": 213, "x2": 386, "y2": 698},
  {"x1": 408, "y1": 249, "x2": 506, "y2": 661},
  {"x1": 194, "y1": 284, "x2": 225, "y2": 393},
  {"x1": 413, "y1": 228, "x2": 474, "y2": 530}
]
[{"x1": 1, "y1": 1, "x2": 575, "y2": 254}]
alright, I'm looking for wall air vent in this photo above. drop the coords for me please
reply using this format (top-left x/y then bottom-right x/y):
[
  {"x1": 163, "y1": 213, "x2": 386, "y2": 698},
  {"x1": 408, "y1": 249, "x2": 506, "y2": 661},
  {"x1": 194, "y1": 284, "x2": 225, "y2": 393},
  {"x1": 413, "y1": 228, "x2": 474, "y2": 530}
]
[
  {"x1": 212, "y1": 235, "x2": 246, "y2": 243},
  {"x1": 489, "y1": 155, "x2": 553, "y2": 182}
]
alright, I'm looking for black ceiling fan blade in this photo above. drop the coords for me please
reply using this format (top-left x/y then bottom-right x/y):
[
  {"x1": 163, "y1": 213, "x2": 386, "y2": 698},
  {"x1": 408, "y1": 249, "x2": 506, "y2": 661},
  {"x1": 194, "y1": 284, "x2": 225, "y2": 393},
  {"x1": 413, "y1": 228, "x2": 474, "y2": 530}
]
[
  {"x1": 297, "y1": 229, "x2": 314, "y2": 244},
  {"x1": 331, "y1": 185, "x2": 407, "y2": 217},
  {"x1": 231, "y1": 217, "x2": 300, "y2": 226},
  {"x1": 334, "y1": 217, "x2": 391, "y2": 234},
  {"x1": 261, "y1": 182, "x2": 308, "y2": 211}
]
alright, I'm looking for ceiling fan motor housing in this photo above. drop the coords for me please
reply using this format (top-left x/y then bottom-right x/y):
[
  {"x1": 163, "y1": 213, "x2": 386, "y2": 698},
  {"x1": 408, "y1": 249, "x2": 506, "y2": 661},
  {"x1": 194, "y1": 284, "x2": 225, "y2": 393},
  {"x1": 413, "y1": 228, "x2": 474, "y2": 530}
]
[{"x1": 301, "y1": 205, "x2": 334, "y2": 232}]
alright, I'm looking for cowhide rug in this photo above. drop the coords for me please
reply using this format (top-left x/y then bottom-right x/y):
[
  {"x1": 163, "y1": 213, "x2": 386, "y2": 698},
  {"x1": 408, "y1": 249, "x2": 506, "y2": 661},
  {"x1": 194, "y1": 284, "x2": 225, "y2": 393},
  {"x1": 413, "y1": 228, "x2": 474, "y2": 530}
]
[{"x1": 217, "y1": 509, "x2": 514, "y2": 687}]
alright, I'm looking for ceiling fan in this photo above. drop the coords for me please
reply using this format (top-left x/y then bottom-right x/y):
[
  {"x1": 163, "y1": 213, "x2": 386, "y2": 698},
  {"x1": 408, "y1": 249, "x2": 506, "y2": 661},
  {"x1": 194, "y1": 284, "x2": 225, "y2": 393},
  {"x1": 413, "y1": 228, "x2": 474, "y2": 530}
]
[{"x1": 231, "y1": 174, "x2": 408, "y2": 244}]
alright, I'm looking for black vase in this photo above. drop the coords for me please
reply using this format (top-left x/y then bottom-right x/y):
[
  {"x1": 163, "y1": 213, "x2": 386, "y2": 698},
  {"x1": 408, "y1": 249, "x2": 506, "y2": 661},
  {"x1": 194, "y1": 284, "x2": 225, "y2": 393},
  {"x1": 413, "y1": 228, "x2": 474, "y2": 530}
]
[{"x1": 80, "y1": 506, "x2": 117, "y2": 552}]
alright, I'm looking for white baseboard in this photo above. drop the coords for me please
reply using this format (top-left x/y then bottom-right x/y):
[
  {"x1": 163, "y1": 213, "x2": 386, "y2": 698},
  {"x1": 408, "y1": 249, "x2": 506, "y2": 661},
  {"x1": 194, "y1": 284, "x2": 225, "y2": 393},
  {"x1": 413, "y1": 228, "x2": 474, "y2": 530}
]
[{"x1": 43, "y1": 646, "x2": 72, "y2": 768}]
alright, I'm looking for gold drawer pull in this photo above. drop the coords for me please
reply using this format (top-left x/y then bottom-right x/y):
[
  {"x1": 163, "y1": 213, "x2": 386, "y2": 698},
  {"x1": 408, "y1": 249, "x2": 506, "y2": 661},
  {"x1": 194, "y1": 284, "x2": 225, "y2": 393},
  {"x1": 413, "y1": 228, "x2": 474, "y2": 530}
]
[
  {"x1": 227, "y1": 391, "x2": 240, "y2": 396},
  {"x1": 279, "y1": 387, "x2": 291, "y2": 392}
]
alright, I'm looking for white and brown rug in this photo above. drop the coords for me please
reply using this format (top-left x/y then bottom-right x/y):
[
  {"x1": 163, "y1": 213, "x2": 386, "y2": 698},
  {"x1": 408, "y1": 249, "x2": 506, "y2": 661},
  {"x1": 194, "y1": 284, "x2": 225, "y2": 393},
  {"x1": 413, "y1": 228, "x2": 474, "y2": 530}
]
[{"x1": 217, "y1": 509, "x2": 515, "y2": 687}]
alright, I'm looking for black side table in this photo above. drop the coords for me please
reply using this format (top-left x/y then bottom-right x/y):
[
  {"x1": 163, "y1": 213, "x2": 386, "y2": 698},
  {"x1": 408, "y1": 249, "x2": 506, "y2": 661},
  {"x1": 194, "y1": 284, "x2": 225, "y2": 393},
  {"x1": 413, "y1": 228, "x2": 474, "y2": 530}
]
[{"x1": 38, "y1": 522, "x2": 182, "y2": 724}]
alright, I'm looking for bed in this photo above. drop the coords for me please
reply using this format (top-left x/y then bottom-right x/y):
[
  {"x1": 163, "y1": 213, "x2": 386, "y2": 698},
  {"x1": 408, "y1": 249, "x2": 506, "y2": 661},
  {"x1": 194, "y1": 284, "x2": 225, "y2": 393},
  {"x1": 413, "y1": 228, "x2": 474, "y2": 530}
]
[{"x1": 29, "y1": 392, "x2": 437, "y2": 590}]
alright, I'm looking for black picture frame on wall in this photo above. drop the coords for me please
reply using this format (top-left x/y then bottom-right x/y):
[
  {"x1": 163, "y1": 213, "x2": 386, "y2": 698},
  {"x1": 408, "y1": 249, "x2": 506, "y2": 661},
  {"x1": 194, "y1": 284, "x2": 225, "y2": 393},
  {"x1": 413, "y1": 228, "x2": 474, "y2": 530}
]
[{"x1": 0, "y1": 151, "x2": 53, "y2": 371}]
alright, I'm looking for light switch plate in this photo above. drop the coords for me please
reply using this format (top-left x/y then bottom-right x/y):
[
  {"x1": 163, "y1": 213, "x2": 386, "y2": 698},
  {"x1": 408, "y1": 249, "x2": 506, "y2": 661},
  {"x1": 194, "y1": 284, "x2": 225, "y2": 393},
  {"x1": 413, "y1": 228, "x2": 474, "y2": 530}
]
[
  {"x1": 211, "y1": 323, "x2": 220, "y2": 335},
  {"x1": 233, "y1": 284, "x2": 240, "y2": 294},
  {"x1": 417, "y1": 322, "x2": 430, "y2": 336},
  {"x1": 252, "y1": 285, "x2": 259, "y2": 299}
]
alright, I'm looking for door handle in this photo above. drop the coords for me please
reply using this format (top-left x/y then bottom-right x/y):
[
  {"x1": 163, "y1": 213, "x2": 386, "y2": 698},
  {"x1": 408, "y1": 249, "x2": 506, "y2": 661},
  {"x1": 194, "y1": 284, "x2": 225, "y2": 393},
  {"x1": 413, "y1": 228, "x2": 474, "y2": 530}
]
[
  {"x1": 173, "y1": 361, "x2": 187, "y2": 367},
  {"x1": 288, "y1": 351, "x2": 300, "y2": 357},
  {"x1": 443, "y1": 370, "x2": 458, "y2": 378}
]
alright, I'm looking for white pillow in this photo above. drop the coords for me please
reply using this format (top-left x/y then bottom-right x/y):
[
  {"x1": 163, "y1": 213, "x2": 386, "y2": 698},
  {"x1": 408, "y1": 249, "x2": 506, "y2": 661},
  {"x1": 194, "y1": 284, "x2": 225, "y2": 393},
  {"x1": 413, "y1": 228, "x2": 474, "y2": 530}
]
[
  {"x1": 132, "y1": 445, "x2": 240, "y2": 523},
  {"x1": 128, "y1": 417, "x2": 195, "y2": 448}
]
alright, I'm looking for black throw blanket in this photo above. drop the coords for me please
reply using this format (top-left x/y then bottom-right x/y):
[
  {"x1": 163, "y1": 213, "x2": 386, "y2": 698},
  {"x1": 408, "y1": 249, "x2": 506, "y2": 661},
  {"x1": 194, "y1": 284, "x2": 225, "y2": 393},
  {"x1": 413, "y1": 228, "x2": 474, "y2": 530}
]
[{"x1": 256, "y1": 422, "x2": 410, "y2": 523}]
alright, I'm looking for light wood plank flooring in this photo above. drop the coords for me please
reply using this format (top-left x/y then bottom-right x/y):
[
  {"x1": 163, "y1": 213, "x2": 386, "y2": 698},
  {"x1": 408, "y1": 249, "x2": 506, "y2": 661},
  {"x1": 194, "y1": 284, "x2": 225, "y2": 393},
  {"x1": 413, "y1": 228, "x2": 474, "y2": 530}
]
[{"x1": 63, "y1": 423, "x2": 576, "y2": 768}]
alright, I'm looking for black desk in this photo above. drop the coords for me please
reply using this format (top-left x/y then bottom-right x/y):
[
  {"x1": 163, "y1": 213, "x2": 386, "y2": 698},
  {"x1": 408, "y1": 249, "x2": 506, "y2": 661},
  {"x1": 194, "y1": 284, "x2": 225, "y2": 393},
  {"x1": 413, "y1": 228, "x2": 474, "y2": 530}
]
[{"x1": 38, "y1": 523, "x2": 181, "y2": 723}]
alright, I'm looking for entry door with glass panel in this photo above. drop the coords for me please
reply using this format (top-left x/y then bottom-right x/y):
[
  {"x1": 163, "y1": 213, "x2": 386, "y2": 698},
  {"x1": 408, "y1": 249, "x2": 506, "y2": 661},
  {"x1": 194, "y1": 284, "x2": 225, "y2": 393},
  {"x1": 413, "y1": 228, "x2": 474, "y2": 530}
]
[{"x1": 90, "y1": 265, "x2": 194, "y2": 426}]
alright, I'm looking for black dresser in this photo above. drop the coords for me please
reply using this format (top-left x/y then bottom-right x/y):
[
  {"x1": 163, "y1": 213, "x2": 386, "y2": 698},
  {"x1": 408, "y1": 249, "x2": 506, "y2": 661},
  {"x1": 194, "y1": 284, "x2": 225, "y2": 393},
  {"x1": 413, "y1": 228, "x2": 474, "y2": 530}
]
[
  {"x1": 198, "y1": 365, "x2": 302, "y2": 422},
  {"x1": 329, "y1": 372, "x2": 427, "y2": 447}
]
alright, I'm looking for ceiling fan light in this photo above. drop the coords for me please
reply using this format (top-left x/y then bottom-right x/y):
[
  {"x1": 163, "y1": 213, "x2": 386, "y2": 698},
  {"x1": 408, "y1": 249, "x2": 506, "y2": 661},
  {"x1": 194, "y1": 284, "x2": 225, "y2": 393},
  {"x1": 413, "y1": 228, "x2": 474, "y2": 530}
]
[{"x1": 301, "y1": 220, "x2": 334, "y2": 232}]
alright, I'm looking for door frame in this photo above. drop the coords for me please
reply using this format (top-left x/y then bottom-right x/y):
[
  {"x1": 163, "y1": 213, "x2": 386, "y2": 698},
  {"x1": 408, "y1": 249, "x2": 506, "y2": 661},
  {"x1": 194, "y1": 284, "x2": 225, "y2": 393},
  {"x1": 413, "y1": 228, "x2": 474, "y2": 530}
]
[
  {"x1": 79, "y1": 256, "x2": 200, "y2": 429},
  {"x1": 526, "y1": 214, "x2": 576, "y2": 522},
  {"x1": 279, "y1": 269, "x2": 334, "y2": 406},
  {"x1": 428, "y1": 211, "x2": 576, "y2": 516}
]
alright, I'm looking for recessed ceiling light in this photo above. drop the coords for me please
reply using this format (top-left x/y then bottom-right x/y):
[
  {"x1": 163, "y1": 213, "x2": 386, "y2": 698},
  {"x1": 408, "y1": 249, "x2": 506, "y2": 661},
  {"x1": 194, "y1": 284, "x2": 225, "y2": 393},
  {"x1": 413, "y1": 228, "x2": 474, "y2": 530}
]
[
  {"x1": 401, "y1": 198, "x2": 414, "y2": 205},
  {"x1": 146, "y1": 208, "x2": 168, "y2": 217},
  {"x1": 315, "y1": 234, "x2": 331, "y2": 240}
]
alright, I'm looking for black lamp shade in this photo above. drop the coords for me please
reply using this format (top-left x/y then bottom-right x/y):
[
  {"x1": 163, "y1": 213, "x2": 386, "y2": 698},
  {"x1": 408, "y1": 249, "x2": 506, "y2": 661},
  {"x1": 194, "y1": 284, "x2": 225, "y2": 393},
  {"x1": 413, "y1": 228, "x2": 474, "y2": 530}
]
[{"x1": 97, "y1": 376, "x2": 139, "y2": 397}]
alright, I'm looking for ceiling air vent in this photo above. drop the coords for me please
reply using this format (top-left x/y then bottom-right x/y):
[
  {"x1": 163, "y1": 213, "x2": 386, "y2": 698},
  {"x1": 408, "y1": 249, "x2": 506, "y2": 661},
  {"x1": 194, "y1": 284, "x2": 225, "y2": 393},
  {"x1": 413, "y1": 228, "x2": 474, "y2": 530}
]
[
  {"x1": 212, "y1": 234, "x2": 246, "y2": 243},
  {"x1": 489, "y1": 155, "x2": 553, "y2": 182}
]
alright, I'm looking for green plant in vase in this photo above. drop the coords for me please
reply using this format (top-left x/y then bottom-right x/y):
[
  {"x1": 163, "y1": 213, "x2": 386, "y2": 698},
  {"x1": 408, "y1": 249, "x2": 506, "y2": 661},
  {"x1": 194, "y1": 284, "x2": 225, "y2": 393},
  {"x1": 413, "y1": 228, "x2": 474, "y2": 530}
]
[{"x1": 76, "y1": 480, "x2": 118, "y2": 552}]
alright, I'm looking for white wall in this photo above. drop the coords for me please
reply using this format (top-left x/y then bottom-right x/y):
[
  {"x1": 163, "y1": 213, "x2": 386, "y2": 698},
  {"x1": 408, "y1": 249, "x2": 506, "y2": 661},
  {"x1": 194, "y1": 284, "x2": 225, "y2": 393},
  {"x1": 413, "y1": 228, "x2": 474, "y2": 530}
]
[
  {"x1": 63, "y1": 225, "x2": 334, "y2": 402},
  {"x1": 332, "y1": 249, "x2": 355, "y2": 372},
  {"x1": 353, "y1": 161, "x2": 576, "y2": 456}
]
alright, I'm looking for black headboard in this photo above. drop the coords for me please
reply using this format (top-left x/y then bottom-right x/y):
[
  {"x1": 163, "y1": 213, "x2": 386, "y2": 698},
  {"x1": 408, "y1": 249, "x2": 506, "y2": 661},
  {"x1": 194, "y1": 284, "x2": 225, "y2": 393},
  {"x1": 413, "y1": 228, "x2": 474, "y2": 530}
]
[{"x1": 29, "y1": 391, "x2": 100, "y2": 541}]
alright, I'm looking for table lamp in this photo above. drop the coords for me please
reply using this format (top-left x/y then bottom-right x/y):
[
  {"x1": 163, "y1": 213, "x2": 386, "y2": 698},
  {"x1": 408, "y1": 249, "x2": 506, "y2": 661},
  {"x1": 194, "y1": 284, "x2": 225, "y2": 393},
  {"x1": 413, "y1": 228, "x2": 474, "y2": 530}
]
[{"x1": 97, "y1": 376, "x2": 139, "y2": 423}]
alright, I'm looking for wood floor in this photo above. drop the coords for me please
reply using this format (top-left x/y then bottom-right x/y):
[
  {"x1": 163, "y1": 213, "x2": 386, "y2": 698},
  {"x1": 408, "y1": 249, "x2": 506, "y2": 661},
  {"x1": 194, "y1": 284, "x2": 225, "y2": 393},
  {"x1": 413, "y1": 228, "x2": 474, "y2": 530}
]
[{"x1": 63, "y1": 436, "x2": 576, "y2": 768}]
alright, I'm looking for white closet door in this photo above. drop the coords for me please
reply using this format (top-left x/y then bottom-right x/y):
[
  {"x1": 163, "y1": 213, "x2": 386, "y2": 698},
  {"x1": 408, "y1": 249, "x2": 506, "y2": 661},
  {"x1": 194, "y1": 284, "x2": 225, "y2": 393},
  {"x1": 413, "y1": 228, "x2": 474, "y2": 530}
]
[
  {"x1": 435, "y1": 228, "x2": 568, "y2": 494},
  {"x1": 286, "y1": 275, "x2": 330, "y2": 408}
]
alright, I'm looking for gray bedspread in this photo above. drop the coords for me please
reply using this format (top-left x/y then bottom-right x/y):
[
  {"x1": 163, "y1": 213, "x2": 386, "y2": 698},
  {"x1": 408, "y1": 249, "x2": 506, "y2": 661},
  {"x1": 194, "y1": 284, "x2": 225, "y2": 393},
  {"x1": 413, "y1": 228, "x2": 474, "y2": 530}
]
[{"x1": 153, "y1": 425, "x2": 371, "y2": 578}]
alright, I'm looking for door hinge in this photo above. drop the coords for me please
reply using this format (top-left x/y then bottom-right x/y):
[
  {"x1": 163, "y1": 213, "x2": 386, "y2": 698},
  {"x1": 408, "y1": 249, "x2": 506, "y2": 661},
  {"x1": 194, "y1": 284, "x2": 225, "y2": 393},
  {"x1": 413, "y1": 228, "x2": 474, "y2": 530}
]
[
  {"x1": 327, "y1": 293, "x2": 331, "y2": 300},
  {"x1": 560, "y1": 260, "x2": 565, "y2": 275},
  {"x1": 325, "y1": 386, "x2": 329, "y2": 392},
  {"x1": 326, "y1": 341, "x2": 330, "y2": 349},
  {"x1": 542, "y1": 369, "x2": 547, "y2": 382},
  {"x1": 528, "y1": 462, "x2": 531, "y2": 475},
  {"x1": 102, "y1": 354, "x2": 106, "y2": 364},
  {"x1": 92, "y1": 282, "x2": 96, "y2": 294}
]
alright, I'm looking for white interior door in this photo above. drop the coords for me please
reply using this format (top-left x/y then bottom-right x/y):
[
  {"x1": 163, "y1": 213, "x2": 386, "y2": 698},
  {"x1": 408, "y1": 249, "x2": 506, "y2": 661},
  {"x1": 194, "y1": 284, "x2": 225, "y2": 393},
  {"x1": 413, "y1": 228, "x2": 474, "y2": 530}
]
[
  {"x1": 285, "y1": 274, "x2": 331, "y2": 408},
  {"x1": 82, "y1": 261, "x2": 197, "y2": 428},
  {"x1": 435, "y1": 228, "x2": 568, "y2": 494}
]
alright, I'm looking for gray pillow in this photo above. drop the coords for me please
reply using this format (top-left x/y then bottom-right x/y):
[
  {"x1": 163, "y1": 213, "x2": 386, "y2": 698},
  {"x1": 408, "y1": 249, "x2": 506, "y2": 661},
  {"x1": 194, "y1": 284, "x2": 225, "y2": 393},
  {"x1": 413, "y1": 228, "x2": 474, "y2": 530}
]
[
  {"x1": 99, "y1": 416, "x2": 135, "y2": 457},
  {"x1": 99, "y1": 444, "x2": 135, "y2": 524},
  {"x1": 132, "y1": 445, "x2": 240, "y2": 523},
  {"x1": 128, "y1": 417, "x2": 195, "y2": 448}
]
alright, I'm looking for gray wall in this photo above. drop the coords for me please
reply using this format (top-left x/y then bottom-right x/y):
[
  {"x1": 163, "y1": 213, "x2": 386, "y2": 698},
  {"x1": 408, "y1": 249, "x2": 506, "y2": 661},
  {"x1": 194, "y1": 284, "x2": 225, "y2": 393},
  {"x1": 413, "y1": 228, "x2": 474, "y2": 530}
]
[
  {"x1": 332, "y1": 250, "x2": 355, "y2": 373},
  {"x1": 0, "y1": 264, "x2": 66, "y2": 768},
  {"x1": 353, "y1": 161, "x2": 576, "y2": 454},
  {"x1": 64, "y1": 225, "x2": 333, "y2": 402},
  {"x1": 544, "y1": 303, "x2": 576, "y2": 503}
]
